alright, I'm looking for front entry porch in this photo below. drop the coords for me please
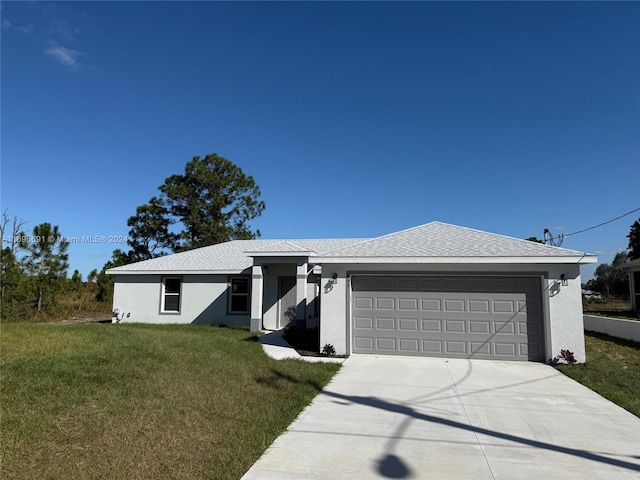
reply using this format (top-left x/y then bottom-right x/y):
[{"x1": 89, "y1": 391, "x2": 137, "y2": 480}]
[{"x1": 249, "y1": 254, "x2": 320, "y2": 333}]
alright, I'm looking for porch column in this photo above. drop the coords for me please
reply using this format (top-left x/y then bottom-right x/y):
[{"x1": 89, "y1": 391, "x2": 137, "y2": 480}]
[
  {"x1": 250, "y1": 264, "x2": 263, "y2": 332},
  {"x1": 296, "y1": 261, "x2": 308, "y2": 327}
]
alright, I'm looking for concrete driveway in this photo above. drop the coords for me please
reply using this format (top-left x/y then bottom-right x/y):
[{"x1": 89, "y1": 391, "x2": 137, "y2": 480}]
[{"x1": 242, "y1": 355, "x2": 640, "y2": 479}]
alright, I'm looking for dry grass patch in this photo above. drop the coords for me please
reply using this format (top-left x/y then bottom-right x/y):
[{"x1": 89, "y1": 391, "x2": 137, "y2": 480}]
[
  {"x1": 1, "y1": 323, "x2": 340, "y2": 479},
  {"x1": 583, "y1": 297, "x2": 638, "y2": 321}
]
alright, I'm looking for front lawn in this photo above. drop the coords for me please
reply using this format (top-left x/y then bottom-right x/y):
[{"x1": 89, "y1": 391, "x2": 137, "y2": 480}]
[
  {"x1": 555, "y1": 331, "x2": 640, "y2": 417},
  {"x1": 1, "y1": 323, "x2": 340, "y2": 479}
]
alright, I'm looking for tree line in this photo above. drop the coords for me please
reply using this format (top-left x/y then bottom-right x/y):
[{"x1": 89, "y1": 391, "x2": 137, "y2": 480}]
[
  {"x1": 2, "y1": 152, "x2": 636, "y2": 320},
  {"x1": 1, "y1": 153, "x2": 265, "y2": 321}
]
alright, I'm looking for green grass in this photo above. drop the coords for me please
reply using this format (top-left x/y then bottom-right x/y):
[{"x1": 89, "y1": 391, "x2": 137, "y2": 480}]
[
  {"x1": 1, "y1": 323, "x2": 340, "y2": 479},
  {"x1": 555, "y1": 332, "x2": 640, "y2": 417}
]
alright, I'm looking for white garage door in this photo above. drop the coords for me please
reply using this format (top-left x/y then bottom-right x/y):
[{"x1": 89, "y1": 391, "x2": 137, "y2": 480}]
[{"x1": 351, "y1": 275, "x2": 545, "y2": 361}]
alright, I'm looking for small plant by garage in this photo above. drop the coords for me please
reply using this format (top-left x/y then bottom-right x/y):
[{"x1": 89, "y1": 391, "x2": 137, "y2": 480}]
[
  {"x1": 321, "y1": 344, "x2": 336, "y2": 356},
  {"x1": 549, "y1": 349, "x2": 577, "y2": 366}
]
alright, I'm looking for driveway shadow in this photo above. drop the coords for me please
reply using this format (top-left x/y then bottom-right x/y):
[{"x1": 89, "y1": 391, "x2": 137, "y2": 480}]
[{"x1": 320, "y1": 385, "x2": 640, "y2": 474}]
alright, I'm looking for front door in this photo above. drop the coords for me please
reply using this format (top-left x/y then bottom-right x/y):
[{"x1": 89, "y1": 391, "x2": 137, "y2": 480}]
[{"x1": 278, "y1": 277, "x2": 297, "y2": 329}]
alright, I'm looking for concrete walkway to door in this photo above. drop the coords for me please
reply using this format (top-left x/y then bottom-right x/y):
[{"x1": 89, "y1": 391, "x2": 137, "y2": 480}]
[{"x1": 242, "y1": 355, "x2": 640, "y2": 480}]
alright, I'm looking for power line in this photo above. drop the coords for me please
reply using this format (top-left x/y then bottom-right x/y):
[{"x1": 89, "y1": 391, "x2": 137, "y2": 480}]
[
  {"x1": 545, "y1": 207, "x2": 640, "y2": 246},
  {"x1": 564, "y1": 207, "x2": 640, "y2": 237}
]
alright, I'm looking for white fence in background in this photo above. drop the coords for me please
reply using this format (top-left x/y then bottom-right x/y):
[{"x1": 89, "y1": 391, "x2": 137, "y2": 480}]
[{"x1": 583, "y1": 315, "x2": 640, "y2": 343}]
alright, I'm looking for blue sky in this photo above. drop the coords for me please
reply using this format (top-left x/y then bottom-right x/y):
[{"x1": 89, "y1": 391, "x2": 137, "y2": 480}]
[{"x1": 2, "y1": 1, "x2": 639, "y2": 281}]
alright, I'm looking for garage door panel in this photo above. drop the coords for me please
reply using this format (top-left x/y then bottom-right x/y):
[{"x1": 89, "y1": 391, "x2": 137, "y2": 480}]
[
  {"x1": 354, "y1": 337, "x2": 374, "y2": 350},
  {"x1": 493, "y1": 300, "x2": 515, "y2": 313},
  {"x1": 494, "y1": 321, "x2": 516, "y2": 334},
  {"x1": 399, "y1": 318, "x2": 418, "y2": 331},
  {"x1": 354, "y1": 317, "x2": 373, "y2": 329},
  {"x1": 495, "y1": 343, "x2": 517, "y2": 356},
  {"x1": 444, "y1": 299, "x2": 465, "y2": 312},
  {"x1": 376, "y1": 337, "x2": 396, "y2": 350},
  {"x1": 421, "y1": 299, "x2": 442, "y2": 311},
  {"x1": 398, "y1": 298, "x2": 418, "y2": 311},
  {"x1": 518, "y1": 322, "x2": 529, "y2": 335},
  {"x1": 354, "y1": 297, "x2": 373, "y2": 309},
  {"x1": 351, "y1": 275, "x2": 545, "y2": 361},
  {"x1": 445, "y1": 320, "x2": 466, "y2": 333},
  {"x1": 469, "y1": 321, "x2": 491, "y2": 333},
  {"x1": 422, "y1": 340, "x2": 442, "y2": 353},
  {"x1": 445, "y1": 341, "x2": 467, "y2": 354},
  {"x1": 376, "y1": 298, "x2": 395, "y2": 310},
  {"x1": 471, "y1": 342, "x2": 491, "y2": 355},
  {"x1": 376, "y1": 318, "x2": 395, "y2": 330},
  {"x1": 399, "y1": 338, "x2": 419, "y2": 352},
  {"x1": 421, "y1": 319, "x2": 442, "y2": 332},
  {"x1": 469, "y1": 300, "x2": 490, "y2": 312}
]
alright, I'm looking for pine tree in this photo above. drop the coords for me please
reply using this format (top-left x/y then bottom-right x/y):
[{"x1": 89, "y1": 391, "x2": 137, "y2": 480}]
[
  {"x1": 628, "y1": 218, "x2": 640, "y2": 260},
  {"x1": 125, "y1": 153, "x2": 265, "y2": 260},
  {"x1": 18, "y1": 223, "x2": 69, "y2": 315},
  {"x1": 0, "y1": 247, "x2": 33, "y2": 320}
]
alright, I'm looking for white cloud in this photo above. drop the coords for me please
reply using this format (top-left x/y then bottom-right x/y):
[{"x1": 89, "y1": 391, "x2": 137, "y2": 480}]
[
  {"x1": 2, "y1": 18, "x2": 33, "y2": 33},
  {"x1": 49, "y1": 18, "x2": 79, "y2": 42},
  {"x1": 45, "y1": 45, "x2": 81, "y2": 70},
  {"x1": 18, "y1": 24, "x2": 34, "y2": 34}
]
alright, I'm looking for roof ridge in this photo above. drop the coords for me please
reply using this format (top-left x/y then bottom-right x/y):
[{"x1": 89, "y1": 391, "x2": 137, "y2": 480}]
[
  {"x1": 318, "y1": 221, "x2": 440, "y2": 256},
  {"x1": 281, "y1": 240, "x2": 313, "y2": 251}
]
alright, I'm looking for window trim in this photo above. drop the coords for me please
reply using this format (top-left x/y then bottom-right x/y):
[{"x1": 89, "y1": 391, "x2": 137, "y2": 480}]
[
  {"x1": 228, "y1": 276, "x2": 250, "y2": 314},
  {"x1": 160, "y1": 276, "x2": 182, "y2": 314}
]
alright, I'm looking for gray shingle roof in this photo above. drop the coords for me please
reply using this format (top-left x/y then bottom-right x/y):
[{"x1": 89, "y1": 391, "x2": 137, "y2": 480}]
[
  {"x1": 107, "y1": 222, "x2": 595, "y2": 274},
  {"x1": 317, "y1": 222, "x2": 591, "y2": 258},
  {"x1": 106, "y1": 238, "x2": 366, "y2": 273}
]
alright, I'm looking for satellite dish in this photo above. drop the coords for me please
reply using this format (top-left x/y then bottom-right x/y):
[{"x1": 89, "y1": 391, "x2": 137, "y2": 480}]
[{"x1": 544, "y1": 228, "x2": 564, "y2": 247}]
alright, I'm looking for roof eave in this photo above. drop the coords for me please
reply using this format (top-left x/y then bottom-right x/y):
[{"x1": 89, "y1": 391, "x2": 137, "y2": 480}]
[
  {"x1": 106, "y1": 268, "x2": 249, "y2": 275},
  {"x1": 314, "y1": 255, "x2": 598, "y2": 265}
]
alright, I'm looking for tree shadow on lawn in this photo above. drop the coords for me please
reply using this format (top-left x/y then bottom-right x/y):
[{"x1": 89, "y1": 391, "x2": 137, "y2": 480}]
[{"x1": 255, "y1": 368, "x2": 326, "y2": 392}]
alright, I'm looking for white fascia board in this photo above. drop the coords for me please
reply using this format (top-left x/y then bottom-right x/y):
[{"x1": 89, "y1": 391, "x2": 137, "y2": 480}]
[
  {"x1": 313, "y1": 255, "x2": 598, "y2": 265},
  {"x1": 622, "y1": 259, "x2": 640, "y2": 271},
  {"x1": 106, "y1": 269, "x2": 247, "y2": 275},
  {"x1": 244, "y1": 251, "x2": 313, "y2": 257}
]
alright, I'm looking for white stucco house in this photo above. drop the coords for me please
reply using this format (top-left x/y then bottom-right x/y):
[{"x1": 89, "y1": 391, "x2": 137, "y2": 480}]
[
  {"x1": 622, "y1": 258, "x2": 640, "y2": 310},
  {"x1": 107, "y1": 222, "x2": 597, "y2": 362}
]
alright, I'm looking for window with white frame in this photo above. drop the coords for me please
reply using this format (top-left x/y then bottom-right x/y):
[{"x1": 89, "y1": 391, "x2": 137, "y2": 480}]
[
  {"x1": 162, "y1": 277, "x2": 182, "y2": 313},
  {"x1": 229, "y1": 277, "x2": 250, "y2": 313}
]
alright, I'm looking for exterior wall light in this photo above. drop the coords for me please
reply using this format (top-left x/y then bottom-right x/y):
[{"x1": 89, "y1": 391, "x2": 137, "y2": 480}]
[
  {"x1": 560, "y1": 274, "x2": 568, "y2": 287},
  {"x1": 331, "y1": 273, "x2": 338, "y2": 285}
]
